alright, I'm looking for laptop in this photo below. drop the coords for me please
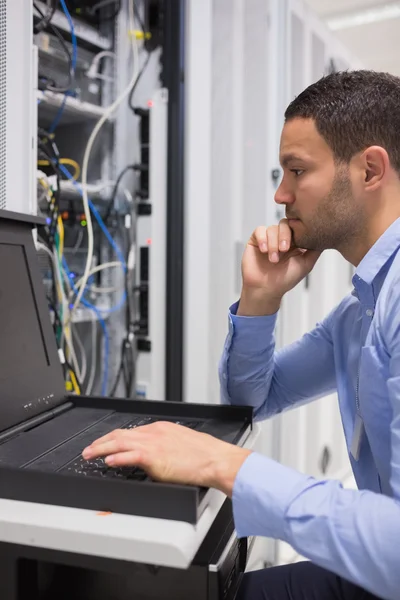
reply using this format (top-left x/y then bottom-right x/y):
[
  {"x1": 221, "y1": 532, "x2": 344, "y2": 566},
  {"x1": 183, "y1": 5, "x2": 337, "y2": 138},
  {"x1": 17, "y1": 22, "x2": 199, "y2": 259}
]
[{"x1": 0, "y1": 210, "x2": 253, "y2": 523}]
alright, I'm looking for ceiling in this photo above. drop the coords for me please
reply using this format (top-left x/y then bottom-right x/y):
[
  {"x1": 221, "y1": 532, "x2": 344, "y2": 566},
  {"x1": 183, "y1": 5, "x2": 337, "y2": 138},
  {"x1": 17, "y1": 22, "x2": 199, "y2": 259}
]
[{"x1": 304, "y1": 0, "x2": 400, "y2": 75}]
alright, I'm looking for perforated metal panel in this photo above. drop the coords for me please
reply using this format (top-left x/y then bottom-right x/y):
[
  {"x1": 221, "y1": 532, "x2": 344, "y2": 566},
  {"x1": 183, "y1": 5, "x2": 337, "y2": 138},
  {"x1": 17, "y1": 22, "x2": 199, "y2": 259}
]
[{"x1": 0, "y1": 0, "x2": 6, "y2": 210}]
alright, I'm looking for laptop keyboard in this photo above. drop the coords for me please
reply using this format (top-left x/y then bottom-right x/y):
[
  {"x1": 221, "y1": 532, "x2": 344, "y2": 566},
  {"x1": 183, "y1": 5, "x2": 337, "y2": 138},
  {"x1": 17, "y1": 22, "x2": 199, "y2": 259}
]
[
  {"x1": 59, "y1": 415, "x2": 202, "y2": 482},
  {"x1": 66, "y1": 456, "x2": 149, "y2": 481}
]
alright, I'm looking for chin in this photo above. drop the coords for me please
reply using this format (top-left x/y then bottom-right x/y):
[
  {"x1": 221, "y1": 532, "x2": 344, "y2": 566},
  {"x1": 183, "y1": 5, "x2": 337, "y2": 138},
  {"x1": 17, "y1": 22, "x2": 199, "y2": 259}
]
[{"x1": 293, "y1": 234, "x2": 320, "y2": 251}]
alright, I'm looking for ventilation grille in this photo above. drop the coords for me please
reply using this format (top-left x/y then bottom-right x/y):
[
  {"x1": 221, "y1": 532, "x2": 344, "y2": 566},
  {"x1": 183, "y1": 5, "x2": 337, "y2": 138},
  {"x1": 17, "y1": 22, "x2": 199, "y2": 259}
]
[{"x1": 0, "y1": 0, "x2": 6, "y2": 210}]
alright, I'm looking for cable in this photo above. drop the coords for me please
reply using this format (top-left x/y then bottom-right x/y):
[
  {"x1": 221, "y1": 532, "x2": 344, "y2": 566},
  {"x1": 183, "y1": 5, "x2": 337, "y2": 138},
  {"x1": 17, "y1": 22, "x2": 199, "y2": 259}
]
[
  {"x1": 128, "y1": 3, "x2": 152, "y2": 113},
  {"x1": 39, "y1": 155, "x2": 126, "y2": 278},
  {"x1": 59, "y1": 0, "x2": 77, "y2": 70},
  {"x1": 50, "y1": 0, "x2": 77, "y2": 130},
  {"x1": 58, "y1": 163, "x2": 127, "y2": 269},
  {"x1": 103, "y1": 164, "x2": 136, "y2": 223},
  {"x1": 87, "y1": 51, "x2": 116, "y2": 82},
  {"x1": 72, "y1": 228, "x2": 84, "y2": 253},
  {"x1": 57, "y1": 216, "x2": 64, "y2": 259},
  {"x1": 33, "y1": 0, "x2": 57, "y2": 32},
  {"x1": 69, "y1": 369, "x2": 81, "y2": 395},
  {"x1": 45, "y1": 294, "x2": 81, "y2": 395},
  {"x1": 63, "y1": 256, "x2": 126, "y2": 317},
  {"x1": 64, "y1": 261, "x2": 109, "y2": 396},
  {"x1": 128, "y1": 52, "x2": 151, "y2": 114},
  {"x1": 38, "y1": 241, "x2": 59, "y2": 318},
  {"x1": 74, "y1": 0, "x2": 139, "y2": 316},
  {"x1": 91, "y1": 306, "x2": 109, "y2": 397},
  {"x1": 48, "y1": 92, "x2": 69, "y2": 134},
  {"x1": 86, "y1": 315, "x2": 98, "y2": 396},
  {"x1": 75, "y1": 262, "x2": 123, "y2": 288},
  {"x1": 110, "y1": 205, "x2": 137, "y2": 398},
  {"x1": 38, "y1": 158, "x2": 80, "y2": 181},
  {"x1": 90, "y1": 0, "x2": 122, "y2": 21},
  {"x1": 37, "y1": 135, "x2": 62, "y2": 241},
  {"x1": 72, "y1": 324, "x2": 87, "y2": 384},
  {"x1": 87, "y1": 284, "x2": 119, "y2": 294},
  {"x1": 36, "y1": 241, "x2": 82, "y2": 383}
]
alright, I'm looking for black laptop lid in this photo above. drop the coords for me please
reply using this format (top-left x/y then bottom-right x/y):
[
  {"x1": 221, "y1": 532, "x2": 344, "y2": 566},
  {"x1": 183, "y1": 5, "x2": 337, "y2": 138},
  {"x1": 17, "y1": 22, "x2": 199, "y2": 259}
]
[{"x1": 0, "y1": 211, "x2": 66, "y2": 433}]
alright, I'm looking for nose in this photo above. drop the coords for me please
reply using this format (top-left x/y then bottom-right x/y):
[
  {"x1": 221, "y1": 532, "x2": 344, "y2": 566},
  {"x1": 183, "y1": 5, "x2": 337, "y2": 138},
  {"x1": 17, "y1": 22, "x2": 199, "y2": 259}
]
[{"x1": 274, "y1": 176, "x2": 295, "y2": 206}]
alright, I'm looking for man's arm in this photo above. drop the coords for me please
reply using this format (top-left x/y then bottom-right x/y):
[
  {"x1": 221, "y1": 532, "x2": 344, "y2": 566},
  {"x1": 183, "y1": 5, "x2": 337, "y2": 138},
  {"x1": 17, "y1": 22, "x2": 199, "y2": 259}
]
[
  {"x1": 231, "y1": 453, "x2": 400, "y2": 599},
  {"x1": 229, "y1": 281, "x2": 400, "y2": 600},
  {"x1": 82, "y1": 394, "x2": 400, "y2": 600},
  {"x1": 219, "y1": 298, "x2": 337, "y2": 419},
  {"x1": 219, "y1": 221, "x2": 334, "y2": 417}
]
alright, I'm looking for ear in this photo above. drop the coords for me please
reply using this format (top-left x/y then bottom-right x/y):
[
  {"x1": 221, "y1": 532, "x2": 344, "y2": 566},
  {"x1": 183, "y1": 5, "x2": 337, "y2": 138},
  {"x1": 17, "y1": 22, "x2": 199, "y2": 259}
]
[{"x1": 360, "y1": 146, "x2": 390, "y2": 191}]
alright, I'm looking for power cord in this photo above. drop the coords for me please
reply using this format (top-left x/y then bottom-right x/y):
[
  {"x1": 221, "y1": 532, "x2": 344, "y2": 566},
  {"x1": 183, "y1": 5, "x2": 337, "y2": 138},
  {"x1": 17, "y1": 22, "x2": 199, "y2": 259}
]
[
  {"x1": 89, "y1": 0, "x2": 122, "y2": 21},
  {"x1": 128, "y1": 4, "x2": 152, "y2": 114},
  {"x1": 103, "y1": 164, "x2": 137, "y2": 223},
  {"x1": 109, "y1": 208, "x2": 136, "y2": 397},
  {"x1": 33, "y1": 0, "x2": 58, "y2": 32}
]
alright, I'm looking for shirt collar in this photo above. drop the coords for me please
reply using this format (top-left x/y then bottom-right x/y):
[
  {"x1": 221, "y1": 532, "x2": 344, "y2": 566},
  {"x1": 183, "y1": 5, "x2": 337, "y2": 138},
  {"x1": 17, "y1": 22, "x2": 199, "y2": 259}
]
[{"x1": 355, "y1": 217, "x2": 400, "y2": 285}]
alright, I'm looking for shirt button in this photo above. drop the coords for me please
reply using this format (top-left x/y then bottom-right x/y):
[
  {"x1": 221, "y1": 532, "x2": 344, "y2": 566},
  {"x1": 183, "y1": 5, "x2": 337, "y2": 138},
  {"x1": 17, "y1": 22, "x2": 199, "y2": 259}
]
[
  {"x1": 223, "y1": 373, "x2": 227, "y2": 380},
  {"x1": 366, "y1": 309, "x2": 374, "y2": 317}
]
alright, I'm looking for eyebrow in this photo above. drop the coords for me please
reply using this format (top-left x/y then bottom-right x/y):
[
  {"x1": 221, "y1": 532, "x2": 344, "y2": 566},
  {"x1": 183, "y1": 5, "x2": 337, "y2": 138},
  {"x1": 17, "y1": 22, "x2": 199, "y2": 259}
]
[{"x1": 280, "y1": 153, "x2": 306, "y2": 168}]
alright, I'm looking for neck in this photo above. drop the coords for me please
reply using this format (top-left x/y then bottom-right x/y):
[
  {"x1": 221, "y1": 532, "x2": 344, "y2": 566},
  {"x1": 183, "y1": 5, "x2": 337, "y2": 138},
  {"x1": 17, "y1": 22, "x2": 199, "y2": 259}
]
[{"x1": 339, "y1": 205, "x2": 400, "y2": 266}]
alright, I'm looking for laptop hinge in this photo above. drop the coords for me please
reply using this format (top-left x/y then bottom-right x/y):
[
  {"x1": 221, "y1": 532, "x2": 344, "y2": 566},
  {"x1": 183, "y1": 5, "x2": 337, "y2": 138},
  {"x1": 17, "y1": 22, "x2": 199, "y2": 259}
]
[{"x1": 0, "y1": 400, "x2": 74, "y2": 444}]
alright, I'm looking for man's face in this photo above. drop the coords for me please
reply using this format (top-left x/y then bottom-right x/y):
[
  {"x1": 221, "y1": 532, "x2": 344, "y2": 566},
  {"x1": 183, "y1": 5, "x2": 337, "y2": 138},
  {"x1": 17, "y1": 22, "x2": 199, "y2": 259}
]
[{"x1": 275, "y1": 117, "x2": 364, "y2": 251}]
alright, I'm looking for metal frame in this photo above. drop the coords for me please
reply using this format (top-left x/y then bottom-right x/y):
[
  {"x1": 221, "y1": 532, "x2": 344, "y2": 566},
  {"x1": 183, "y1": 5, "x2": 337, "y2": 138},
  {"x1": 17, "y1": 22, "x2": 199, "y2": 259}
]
[{"x1": 163, "y1": 0, "x2": 186, "y2": 402}]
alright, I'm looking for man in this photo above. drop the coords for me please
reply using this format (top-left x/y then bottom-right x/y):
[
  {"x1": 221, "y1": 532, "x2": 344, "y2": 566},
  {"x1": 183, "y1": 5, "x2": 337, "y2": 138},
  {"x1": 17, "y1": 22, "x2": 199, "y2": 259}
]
[{"x1": 83, "y1": 70, "x2": 400, "y2": 599}]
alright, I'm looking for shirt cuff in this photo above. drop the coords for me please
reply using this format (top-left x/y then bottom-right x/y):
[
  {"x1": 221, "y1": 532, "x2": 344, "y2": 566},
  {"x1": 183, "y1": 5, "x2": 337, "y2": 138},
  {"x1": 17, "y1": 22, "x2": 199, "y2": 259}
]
[
  {"x1": 232, "y1": 452, "x2": 312, "y2": 540},
  {"x1": 229, "y1": 301, "x2": 278, "y2": 354}
]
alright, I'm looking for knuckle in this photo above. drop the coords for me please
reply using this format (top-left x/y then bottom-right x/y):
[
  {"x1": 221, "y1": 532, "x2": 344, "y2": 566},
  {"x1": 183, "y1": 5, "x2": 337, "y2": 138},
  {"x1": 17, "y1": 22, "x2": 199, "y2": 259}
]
[
  {"x1": 118, "y1": 439, "x2": 132, "y2": 452},
  {"x1": 254, "y1": 226, "x2": 266, "y2": 241},
  {"x1": 267, "y1": 227, "x2": 278, "y2": 244},
  {"x1": 267, "y1": 225, "x2": 278, "y2": 235}
]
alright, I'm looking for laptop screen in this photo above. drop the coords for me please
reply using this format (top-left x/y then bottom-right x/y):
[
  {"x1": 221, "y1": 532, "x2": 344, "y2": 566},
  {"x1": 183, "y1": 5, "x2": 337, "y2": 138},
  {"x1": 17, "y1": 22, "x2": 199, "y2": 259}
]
[
  {"x1": 0, "y1": 212, "x2": 66, "y2": 434},
  {"x1": 0, "y1": 243, "x2": 49, "y2": 382}
]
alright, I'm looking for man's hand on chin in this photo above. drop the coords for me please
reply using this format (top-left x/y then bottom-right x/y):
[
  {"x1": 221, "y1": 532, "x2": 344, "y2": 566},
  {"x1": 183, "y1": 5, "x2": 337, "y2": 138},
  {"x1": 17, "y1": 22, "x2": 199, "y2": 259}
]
[{"x1": 82, "y1": 421, "x2": 252, "y2": 497}]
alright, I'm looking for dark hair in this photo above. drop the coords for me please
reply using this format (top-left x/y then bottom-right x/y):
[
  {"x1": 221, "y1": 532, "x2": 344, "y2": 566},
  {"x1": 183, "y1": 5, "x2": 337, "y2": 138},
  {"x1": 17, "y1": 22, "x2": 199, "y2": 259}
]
[{"x1": 285, "y1": 70, "x2": 400, "y2": 176}]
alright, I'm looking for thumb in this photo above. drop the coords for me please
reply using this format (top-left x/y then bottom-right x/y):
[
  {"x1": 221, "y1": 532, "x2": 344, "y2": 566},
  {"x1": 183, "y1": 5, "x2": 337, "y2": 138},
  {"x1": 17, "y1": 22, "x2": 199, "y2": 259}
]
[{"x1": 301, "y1": 249, "x2": 322, "y2": 272}]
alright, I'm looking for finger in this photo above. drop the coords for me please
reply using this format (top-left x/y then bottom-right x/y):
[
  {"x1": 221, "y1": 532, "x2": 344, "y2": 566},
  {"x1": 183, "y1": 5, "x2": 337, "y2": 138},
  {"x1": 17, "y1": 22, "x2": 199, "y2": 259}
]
[
  {"x1": 105, "y1": 450, "x2": 144, "y2": 468},
  {"x1": 88, "y1": 428, "x2": 125, "y2": 448},
  {"x1": 278, "y1": 219, "x2": 292, "y2": 252},
  {"x1": 89, "y1": 423, "x2": 153, "y2": 448},
  {"x1": 82, "y1": 438, "x2": 132, "y2": 460},
  {"x1": 266, "y1": 225, "x2": 279, "y2": 262},
  {"x1": 251, "y1": 226, "x2": 268, "y2": 253}
]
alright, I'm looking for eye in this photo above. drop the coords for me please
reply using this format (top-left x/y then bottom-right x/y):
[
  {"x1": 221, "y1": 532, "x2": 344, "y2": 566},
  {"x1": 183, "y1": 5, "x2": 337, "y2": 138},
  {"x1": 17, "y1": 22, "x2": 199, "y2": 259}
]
[{"x1": 290, "y1": 169, "x2": 304, "y2": 177}]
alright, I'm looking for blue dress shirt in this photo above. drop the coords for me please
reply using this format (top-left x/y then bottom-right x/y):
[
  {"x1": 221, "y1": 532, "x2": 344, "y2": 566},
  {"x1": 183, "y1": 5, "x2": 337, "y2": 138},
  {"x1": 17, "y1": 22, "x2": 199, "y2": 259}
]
[{"x1": 219, "y1": 218, "x2": 400, "y2": 599}]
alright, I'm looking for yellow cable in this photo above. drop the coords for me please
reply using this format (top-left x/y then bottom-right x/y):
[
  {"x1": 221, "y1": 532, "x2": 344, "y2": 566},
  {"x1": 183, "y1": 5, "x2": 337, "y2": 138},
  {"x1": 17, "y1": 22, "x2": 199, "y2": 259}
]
[
  {"x1": 38, "y1": 177, "x2": 54, "y2": 199},
  {"x1": 69, "y1": 369, "x2": 81, "y2": 395},
  {"x1": 57, "y1": 216, "x2": 64, "y2": 259},
  {"x1": 38, "y1": 158, "x2": 81, "y2": 181},
  {"x1": 128, "y1": 29, "x2": 152, "y2": 40}
]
